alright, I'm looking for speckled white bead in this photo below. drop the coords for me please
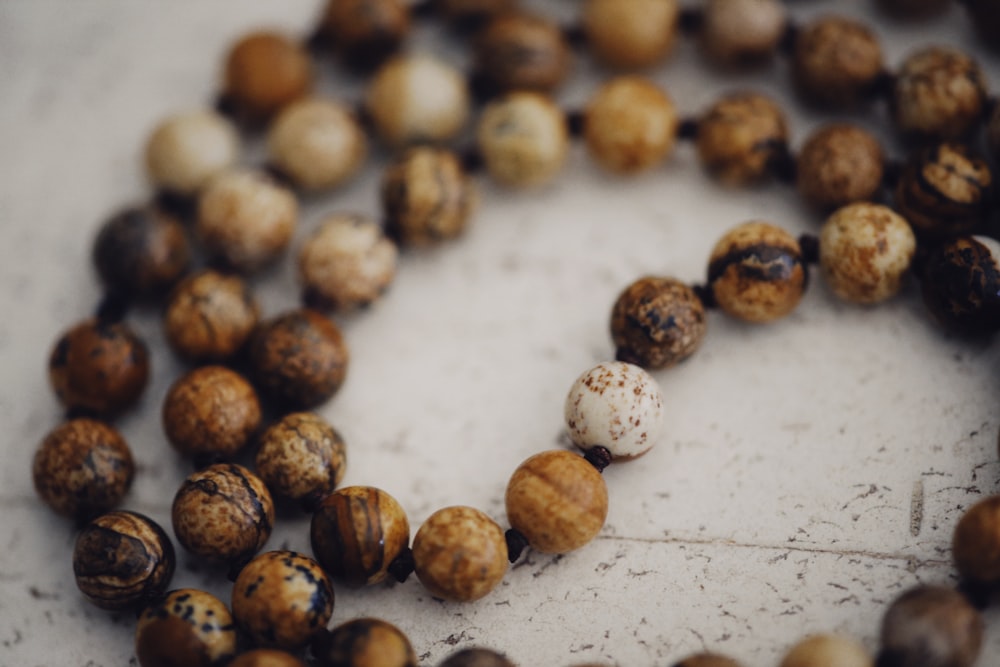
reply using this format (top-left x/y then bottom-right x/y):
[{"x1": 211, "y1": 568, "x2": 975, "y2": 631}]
[
  {"x1": 144, "y1": 110, "x2": 240, "y2": 195},
  {"x1": 563, "y1": 361, "x2": 664, "y2": 459}
]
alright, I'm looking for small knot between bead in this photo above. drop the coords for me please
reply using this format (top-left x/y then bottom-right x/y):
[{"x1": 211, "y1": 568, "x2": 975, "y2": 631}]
[
  {"x1": 388, "y1": 546, "x2": 416, "y2": 583},
  {"x1": 690, "y1": 283, "x2": 717, "y2": 310},
  {"x1": 798, "y1": 234, "x2": 820, "y2": 265},
  {"x1": 583, "y1": 446, "x2": 613, "y2": 472},
  {"x1": 505, "y1": 528, "x2": 530, "y2": 563}
]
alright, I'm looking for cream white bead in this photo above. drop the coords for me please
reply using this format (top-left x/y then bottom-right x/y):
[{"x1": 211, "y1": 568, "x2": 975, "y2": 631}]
[
  {"x1": 477, "y1": 92, "x2": 568, "y2": 188},
  {"x1": 564, "y1": 361, "x2": 664, "y2": 459},
  {"x1": 145, "y1": 110, "x2": 239, "y2": 195}
]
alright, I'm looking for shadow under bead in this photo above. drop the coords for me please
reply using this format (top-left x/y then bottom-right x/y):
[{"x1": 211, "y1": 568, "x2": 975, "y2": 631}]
[
  {"x1": 135, "y1": 588, "x2": 237, "y2": 667},
  {"x1": 582, "y1": 0, "x2": 680, "y2": 70},
  {"x1": 695, "y1": 93, "x2": 788, "y2": 186},
  {"x1": 164, "y1": 270, "x2": 259, "y2": 362},
  {"x1": 92, "y1": 205, "x2": 190, "y2": 299},
  {"x1": 312, "y1": 618, "x2": 416, "y2": 667},
  {"x1": 796, "y1": 124, "x2": 885, "y2": 210},
  {"x1": 255, "y1": 412, "x2": 346, "y2": 509},
  {"x1": 878, "y1": 585, "x2": 983, "y2": 667},
  {"x1": 610, "y1": 276, "x2": 706, "y2": 369},
  {"x1": 474, "y1": 12, "x2": 571, "y2": 94},
  {"x1": 438, "y1": 648, "x2": 516, "y2": 667},
  {"x1": 791, "y1": 16, "x2": 884, "y2": 109},
  {"x1": 317, "y1": 0, "x2": 411, "y2": 70},
  {"x1": 894, "y1": 144, "x2": 993, "y2": 237},
  {"x1": 920, "y1": 235, "x2": 1000, "y2": 334},
  {"x1": 223, "y1": 31, "x2": 313, "y2": 121}
]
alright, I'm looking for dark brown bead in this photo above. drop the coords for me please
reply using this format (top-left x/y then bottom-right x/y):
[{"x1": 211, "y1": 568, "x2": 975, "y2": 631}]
[
  {"x1": 135, "y1": 589, "x2": 236, "y2": 667},
  {"x1": 879, "y1": 585, "x2": 983, "y2": 667},
  {"x1": 48, "y1": 318, "x2": 150, "y2": 417},
  {"x1": 247, "y1": 309, "x2": 349, "y2": 410},
  {"x1": 228, "y1": 650, "x2": 306, "y2": 667},
  {"x1": 791, "y1": 16, "x2": 883, "y2": 109},
  {"x1": 894, "y1": 143, "x2": 993, "y2": 237},
  {"x1": 891, "y1": 47, "x2": 988, "y2": 141},
  {"x1": 255, "y1": 412, "x2": 346, "y2": 507},
  {"x1": 796, "y1": 124, "x2": 884, "y2": 210},
  {"x1": 33, "y1": 419, "x2": 134, "y2": 519},
  {"x1": 673, "y1": 654, "x2": 744, "y2": 667},
  {"x1": 73, "y1": 510, "x2": 174, "y2": 610},
  {"x1": 318, "y1": 0, "x2": 410, "y2": 69},
  {"x1": 164, "y1": 270, "x2": 259, "y2": 362},
  {"x1": 695, "y1": 93, "x2": 788, "y2": 186},
  {"x1": 224, "y1": 31, "x2": 312, "y2": 120},
  {"x1": 438, "y1": 649, "x2": 515, "y2": 667},
  {"x1": 310, "y1": 486, "x2": 410, "y2": 587},
  {"x1": 92, "y1": 205, "x2": 190, "y2": 298},
  {"x1": 474, "y1": 13, "x2": 571, "y2": 94},
  {"x1": 964, "y1": 0, "x2": 1000, "y2": 49},
  {"x1": 610, "y1": 276, "x2": 707, "y2": 369},
  {"x1": 953, "y1": 495, "x2": 1000, "y2": 585},
  {"x1": 920, "y1": 236, "x2": 1000, "y2": 334},
  {"x1": 313, "y1": 618, "x2": 416, "y2": 667}
]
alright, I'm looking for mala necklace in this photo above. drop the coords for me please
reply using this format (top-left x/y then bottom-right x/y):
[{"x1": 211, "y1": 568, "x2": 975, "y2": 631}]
[{"x1": 24, "y1": 0, "x2": 1000, "y2": 665}]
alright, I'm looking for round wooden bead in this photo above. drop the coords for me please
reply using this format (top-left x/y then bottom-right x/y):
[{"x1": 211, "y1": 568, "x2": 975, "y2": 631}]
[
  {"x1": 33, "y1": 419, "x2": 134, "y2": 519},
  {"x1": 310, "y1": 486, "x2": 410, "y2": 587},
  {"x1": 299, "y1": 213, "x2": 398, "y2": 312},
  {"x1": 921, "y1": 236, "x2": 1000, "y2": 334},
  {"x1": 197, "y1": 169, "x2": 297, "y2": 272},
  {"x1": 92, "y1": 205, "x2": 190, "y2": 298},
  {"x1": 583, "y1": 77, "x2": 678, "y2": 174},
  {"x1": 891, "y1": 47, "x2": 988, "y2": 141},
  {"x1": 819, "y1": 203, "x2": 916, "y2": 305},
  {"x1": 953, "y1": 495, "x2": 1000, "y2": 585},
  {"x1": 673, "y1": 653, "x2": 744, "y2": 667},
  {"x1": 435, "y1": 0, "x2": 515, "y2": 25},
  {"x1": 224, "y1": 31, "x2": 312, "y2": 120},
  {"x1": 318, "y1": 0, "x2": 410, "y2": 70},
  {"x1": 412, "y1": 506, "x2": 507, "y2": 601},
  {"x1": 477, "y1": 92, "x2": 568, "y2": 188},
  {"x1": 696, "y1": 93, "x2": 788, "y2": 186},
  {"x1": 164, "y1": 270, "x2": 259, "y2": 362},
  {"x1": 796, "y1": 124, "x2": 884, "y2": 210},
  {"x1": 145, "y1": 110, "x2": 239, "y2": 196},
  {"x1": 707, "y1": 221, "x2": 807, "y2": 323},
  {"x1": 381, "y1": 148, "x2": 476, "y2": 246},
  {"x1": 475, "y1": 13, "x2": 570, "y2": 93},
  {"x1": 267, "y1": 98, "x2": 368, "y2": 191},
  {"x1": 610, "y1": 276, "x2": 707, "y2": 369},
  {"x1": 780, "y1": 635, "x2": 872, "y2": 667},
  {"x1": 229, "y1": 650, "x2": 306, "y2": 667},
  {"x1": 894, "y1": 143, "x2": 992, "y2": 237},
  {"x1": 700, "y1": 0, "x2": 786, "y2": 67},
  {"x1": 438, "y1": 648, "x2": 516, "y2": 667},
  {"x1": 48, "y1": 318, "x2": 150, "y2": 417},
  {"x1": 582, "y1": 0, "x2": 679, "y2": 70},
  {"x1": 366, "y1": 55, "x2": 470, "y2": 147},
  {"x1": 232, "y1": 550, "x2": 334, "y2": 650},
  {"x1": 72, "y1": 510, "x2": 174, "y2": 610},
  {"x1": 162, "y1": 365, "x2": 261, "y2": 462},
  {"x1": 171, "y1": 463, "x2": 274, "y2": 564},
  {"x1": 247, "y1": 309, "x2": 349, "y2": 409},
  {"x1": 313, "y1": 618, "x2": 416, "y2": 667},
  {"x1": 255, "y1": 412, "x2": 346, "y2": 508},
  {"x1": 505, "y1": 450, "x2": 609, "y2": 554},
  {"x1": 791, "y1": 16, "x2": 883, "y2": 109},
  {"x1": 879, "y1": 585, "x2": 983, "y2": 667},
  {"x1": 135, "y1": 589, "x2": 236, "y2": 667},
  {"x1": 964, "y1": 0, "x2": 1000, "y2": 48}
]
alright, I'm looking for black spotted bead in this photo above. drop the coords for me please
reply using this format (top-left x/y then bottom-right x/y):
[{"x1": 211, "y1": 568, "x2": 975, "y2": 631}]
[
  {"x1": 232, "y1": 550, "x2": 334, "y2": 650},
  {"x1": 73, "y1": 510, "x2": 174, "y2": 610},
  {"x1": 255, "y1": 412, "x2": 347, "y2": 510},
  {"x1": 610, "y1": 276, "x2": 707, "y2": 369},
  {"x1": 920, "y1": 235, "x2": 1000, "y2": 334},
  {"x1": 878, "y1": 585, "x2": 983, "y2": 667},
  {"x1": 313, "y1": 618, "x2": 416, "y2": 667},
  {"x1": 895, "y1": 144, "x2": 993, "y2": 237},
  {"x1": 891, "y1": 47, "x2": 989, "y2": 141},
  {"x1": 438, "y1": 648, "x2": 516, "y2": 667},
  {"x1": 135, "y1": 589, "x2": 237, "y2": 667}
]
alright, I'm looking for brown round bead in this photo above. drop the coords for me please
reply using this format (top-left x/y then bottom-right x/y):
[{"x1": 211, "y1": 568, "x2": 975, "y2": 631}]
[
  {"x1": 313, "y1": 618, "x2": 416, "y2": 667},
  {"x1": 162, "y1": 365, "x2": 261, "y2": 462},
  {"x1": 673, "y1": 654, "x2": 744, "y2": 667},
  {"x1": 921, "y1": 236, "x2": 1000, "y2": 334},
  {"x1": 700, "y1": 0, "x2": 786, "y2": 67},
  {"x1": 610, "y1": 276, "x2": 707, "y2": 369},
  {"x1": 412, "y1": 506, "x2": 507, "y2": 601},
  {"x1": 232, "y1": 550, "x2": 334, "y2": 650},
  {"x1": 171, "y1": 463, "x2": 274, "y2": 564},
  {"x1": 247, "y1": 309, "x2": 349, "y2": 409},
  {"x1": 505, "y1": 450, "x2": 608, "y2": 554},
  {"x1": 92, "y1": 205, "x2": 190, "y2": 298},
  {"x1": 381, "y1": 147, "x2": 476, "y2": 246},
  {"x1": 438, "y1": 648, "x2": 516, "y2": 667},
  {"x1": 894, "y1": 143, "x2": 992, "y2": 237},
  {"x1": 135, "y1": 589, "x2": 236, "y2": 667},
  {"x1": 310, "y1": 486, "x2": 410, "y2": 587},
  {"x1": 707, "y1": 222, "x2": 807, "y2": 323},
  {"x1": 229, "y1": 650, "x2": 307, "y2": 667},
  {"x1": 318, "y1": 0, "x2": 410, "y2": 70},
  {"x1": 164, "y1": 270, "x2": 259, "y2": 362},
  {"x1": 33, "y1": 419, "x2": 134, "y2": 519},
  {"x1": 435, "y1": 0, "x2": 515, "y2": 25},
  {"x1": 953, "y1": 495, "x2": 1000, "y2": 584},
  {"x1": 477, "y1": 92, "x2": 568, "y2": 188},
  {"x1": 582, "y1": 0, "x2": 679, "y2": 70},
  {"x1": 791, "y1": 16, "x2": 883, "y2": 109},
  {"x1": 255, "y1": 412, "x2": 346, "y2": 508},
  {"x1": 48, "y1": 318, "x2": 150, "y2": 417},
  {"x1": 145, "y1": 110, "x2": 240, "y2": 197},
  {"x1": 224, "y1": 31, "x2": 312, "y2": 120},
  {"x1": 891, "y1": 47, "x2": 988, "y2": 141},
  {"x1": 475, "y1": 13, "x2": 570, "y2": 93},
  {"x1": 964, "y1": 0, "x2": 1000, "y2": 49},
  {"x1": 796, "y1": 124, "x2": 884, "y2": 210},
  {"x1": 780, "y1": 635, "x2": 871, "y2": 667},
  {"x1": 879, "y1": 585, "x2": 983, "y2": 667},
  {"x1": 73, "y1": 510, "x2": 175, "y2": 610},
  {"x1": 583, "y1": 77, "x2": 678, "y2": 174},
  {"x1": 695, "y1": 93, "x2": 788, "y2": 186}
]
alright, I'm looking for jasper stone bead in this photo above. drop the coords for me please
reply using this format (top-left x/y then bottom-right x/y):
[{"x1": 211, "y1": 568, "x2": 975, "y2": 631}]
[
  {"x1": 73, "y1": 510, "x2": 174, "y2": 610},
  {"x1": 953, "y1": 495, "x2": 1000, "y2": 585},
  {"x1": 164, "y1": 270, "x2": 259, "y2": 362},
  {"x1": 583, "y1": 77, "x2": 678, "y2": 174},
  {"x1": 49, "y1": 318, "x2": 150, "y2": 417},
  {"x1": 582, "y1": 0, "x2": 679, "y2": 70},
  {"x1": 708, "y1": 222, "x2": 807, "y2": 323},
  {"x1": 477, "y1": 92, "x2": 568, "y2": 188},
  {"x1": 611, "y1": 277, "x2": 707, "y2": 369},
  {"x1": 673, "y1": 654, "x2": 744, "y2": 667},
  {"x1": 224, "y1": 32, "x2": 312, "y2": 120},
  {"x1": 172, "y1": 463, "x2": 274, "y2": 564},
  {"x1": 255, "y1": 412, "x2": 346, "y2": 508},
  {"x1": 921, "y1": 236, "x2": 1000, "y2": 334},
  {"x1": 796, "y1": 124, "x2": 884, "y2": 210},
  {"x1": 412, "y1": 506, "x2": 507, "y2": 601},
  {"x1": 791, "y1": 16, "x2": 883, "y2": 109},
  {"x1": 696, "y1": 93, "x2": 788, "y2": 186},
  {"x1": 475, "y1": 13, "x2": 570, "y2": 93},
  {"x1": 135, "y1": 589, "x2": 236, "y2": 667},
  {"x1": 700, "y1": 0, "x2": 786, "y2": 67},
  {"x1": 780, "y1": 635, "x2": 872, "y2": 667},
  {"x1": 506, "y1": 450, "x2": 609, "y2": 554},
  {"x1": 438, "y1": 648, "x2": 516, "y2": 667},
  {"x1": 313, "y1": 618, "x2": 416, "y2": 667},
  {"x1": 891, "y1": 47, "x2": 988, "y2": 141},
  {"x1": 33, "y1": 419, "x2": 134, "y2": 519},
  {"x1": 229, "y1": 650, "x2": 306, "y2": 667},
  {"x1": 92, "y1": 205, "x2": 190, "y2": 298},
  {"x1": 879, "y1": 585, "x2": 983, "y2": 667},
  {"x1": 318, "y1": 0, "x2": 410, "y2": 69},
  {"x1": 232, "y1": 550, "x2": 334, "y2": 650},
  {"x1": 145, "y1": 110, "x2": 239, "y2": 196},
  {"x1": 894, "y1": 144, "x2": 992, "y2": 237},
  {"x1": 310, "y1": 486, "x2": 410, "y2": 587}
]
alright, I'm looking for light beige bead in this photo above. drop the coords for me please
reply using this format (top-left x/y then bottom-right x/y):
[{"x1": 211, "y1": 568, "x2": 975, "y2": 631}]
[
  {"x1": 145, "y1": 110, "x2": 239, "y2": 196},
  {"x1": 197, "y1": 170, "x2": 297, "y2": 272},
  {"x1": 696, "y1": 93, "x2": 787, "y2": 186},
  {"x1": 366, "y1": 55, "x2": 470, "y2": 147},
  {"x1": 583, "y1": 77, "x2": 677, "y2": 174},
  {"x1": 582, "y1": 0, "x2": 679, "y2": 70},
  {"x1": 299, "y1": 213, "x2": 398, "y2": 311},
  {"x1": 819, "y1": 203, "x2": 915, "y2": 305},
  {"x1": 412, "y1": 506, "x2": 507, "y2": 601},
  {"x1": 267, "y1": 98, "x2": 368, "y2": 191},
  {"x1": 780, "y1": 635, "x2": 872, "y2": 667},
  {"x1": 891, "y1": 47, "x2": 989, "y2": 141},
  {"x1": 701, "y1": 0, "x2": 786, "y2": 66},
  {"x1": 477, "y1": 92, "x2": 568, "y2": 188}
]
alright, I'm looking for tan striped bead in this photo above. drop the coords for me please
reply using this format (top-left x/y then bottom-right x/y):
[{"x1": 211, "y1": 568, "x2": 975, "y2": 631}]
[{"x1": 412, "y1": 506, "x2": 507, "y2": 601}]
